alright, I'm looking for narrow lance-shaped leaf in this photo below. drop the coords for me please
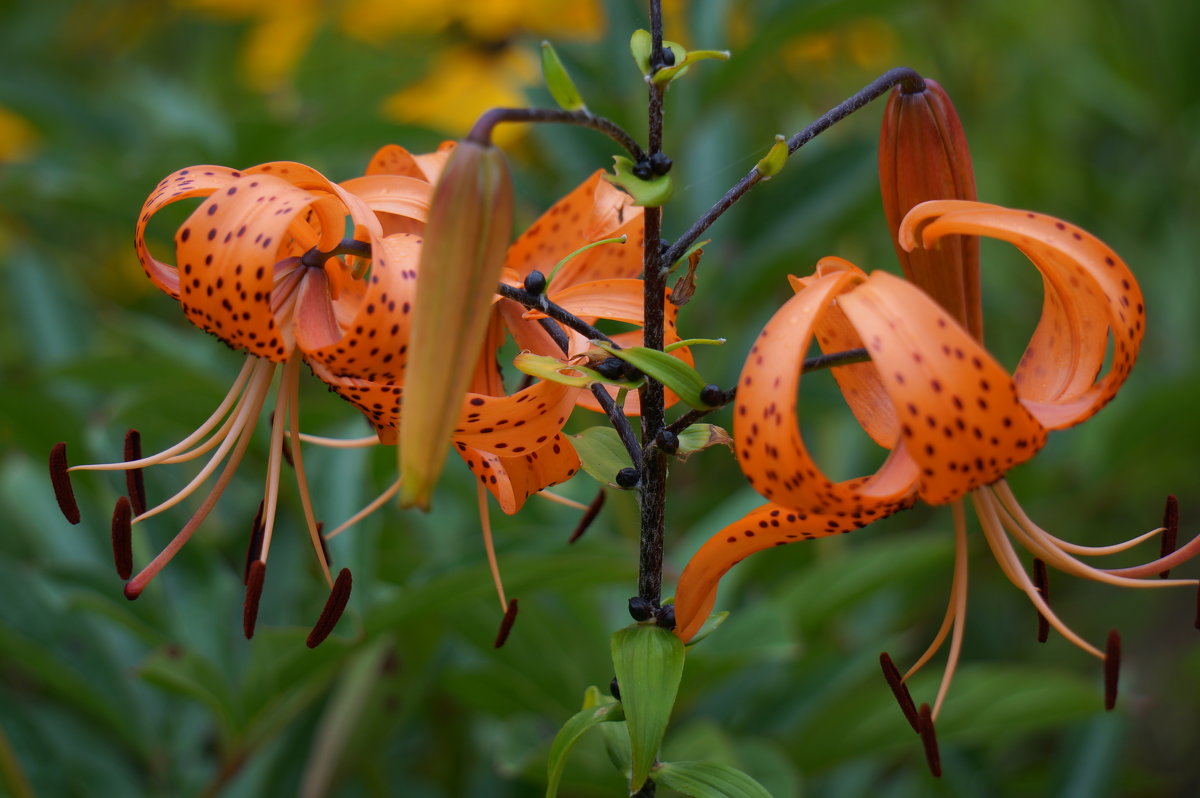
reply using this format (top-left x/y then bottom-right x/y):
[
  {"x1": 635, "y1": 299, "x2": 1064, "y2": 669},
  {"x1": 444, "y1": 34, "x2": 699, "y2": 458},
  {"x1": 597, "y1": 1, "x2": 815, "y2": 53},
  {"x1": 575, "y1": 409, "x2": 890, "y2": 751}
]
[
  {"x1": 612, "y1": 623, "x2": 686, "y2": 792},
  {"x1": 400, "y1": 139, "x2": 514, "y2": 509},
  {"x1": 546, "y1": 687, "x2": 626, "y2": 798},
  {"x1": 541, "y1": 41, "x2": 587, "y2": 112},
  {"x1": 592, "y1": 341, "x2": 710, "y2": 410}
]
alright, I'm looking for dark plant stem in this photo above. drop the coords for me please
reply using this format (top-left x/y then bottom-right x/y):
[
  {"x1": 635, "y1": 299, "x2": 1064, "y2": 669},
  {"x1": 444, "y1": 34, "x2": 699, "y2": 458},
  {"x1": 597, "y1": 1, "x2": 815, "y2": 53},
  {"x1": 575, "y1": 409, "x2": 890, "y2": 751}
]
[
  {"x1": 496, "y1": 283, "x2": 614, "y2": 344},
  {"x1": 661, "y1": 67, "x2": 925, "y2": 267},
  {"x1": 590, "y1": 384, "x2": 643, "y2": 465},
  {"x1": 653, "y1": 348, "x2": 871, "y2": 449},
  {"x1": 467, "y1": 107, "x2": 647, "y2": 161},
  {"x1": 635, "y1": 1, "x2": 669, "y2": 612}
]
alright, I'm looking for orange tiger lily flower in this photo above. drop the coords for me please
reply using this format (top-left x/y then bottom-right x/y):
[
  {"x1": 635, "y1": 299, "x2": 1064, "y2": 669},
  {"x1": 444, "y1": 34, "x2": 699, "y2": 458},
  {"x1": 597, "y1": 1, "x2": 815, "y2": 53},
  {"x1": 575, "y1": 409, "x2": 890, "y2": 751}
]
[
  {"x1": 674, "y1": 201, "x2": 1198, "y2": 726},
  {"x1": 53, "y1": 145, "x2": 446, "y2": 642}
]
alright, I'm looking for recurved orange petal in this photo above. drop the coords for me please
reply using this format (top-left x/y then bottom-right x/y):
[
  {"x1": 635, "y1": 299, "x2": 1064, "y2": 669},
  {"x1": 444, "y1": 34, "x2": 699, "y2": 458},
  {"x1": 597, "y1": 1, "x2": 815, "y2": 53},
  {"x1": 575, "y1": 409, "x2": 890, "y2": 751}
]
[
  {"x1": 837, "y1": 270, "x2": 1047, "y2": 505},
  {"x1": 735, "y1": 267, "x2": 918, "y2": 514},
  {"x1": 673, "y1": 502, "x2": 899, "y2": 643},
  {"x1": 456, "y1": 433, "x2": 581, "y2": 515},
  {"x1": 136, "y1": 165, "x2": 246, "y2": 298},
  {"x1": 303, "y1": 231, "x2": 421, "y2": 384},
  {"x1": 900, "y1": 201, "x2": 1144, "y2": 429}
]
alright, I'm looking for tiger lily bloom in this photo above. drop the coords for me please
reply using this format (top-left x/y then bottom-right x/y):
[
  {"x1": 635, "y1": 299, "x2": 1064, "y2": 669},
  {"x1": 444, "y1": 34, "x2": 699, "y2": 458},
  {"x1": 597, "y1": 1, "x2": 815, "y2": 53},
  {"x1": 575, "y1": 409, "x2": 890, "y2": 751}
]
[
  {"x1": 50, "y1": 145, "x2": 448, "y2": 642},
  {"x1": 311, "y1": 171, "x2": 692, "y2": 627},
  {"x1": 672, "y1": 201, "x2": 1199, "y2": 744}
]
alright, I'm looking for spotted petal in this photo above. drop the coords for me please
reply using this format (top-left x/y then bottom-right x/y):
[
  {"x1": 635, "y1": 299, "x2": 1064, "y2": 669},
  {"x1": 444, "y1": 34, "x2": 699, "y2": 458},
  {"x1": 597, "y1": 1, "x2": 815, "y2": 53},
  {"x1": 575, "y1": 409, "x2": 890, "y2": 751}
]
[{"x1": 900, "y1": 201, "x2": 1144, "y2": 430}]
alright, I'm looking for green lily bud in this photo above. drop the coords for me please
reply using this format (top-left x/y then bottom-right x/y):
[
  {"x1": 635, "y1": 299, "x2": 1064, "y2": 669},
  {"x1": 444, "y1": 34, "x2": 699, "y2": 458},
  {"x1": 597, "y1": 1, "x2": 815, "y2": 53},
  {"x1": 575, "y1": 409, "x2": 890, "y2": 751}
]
[{"x1": 400, "y1": 138, "x2": 513, "y2": 510}]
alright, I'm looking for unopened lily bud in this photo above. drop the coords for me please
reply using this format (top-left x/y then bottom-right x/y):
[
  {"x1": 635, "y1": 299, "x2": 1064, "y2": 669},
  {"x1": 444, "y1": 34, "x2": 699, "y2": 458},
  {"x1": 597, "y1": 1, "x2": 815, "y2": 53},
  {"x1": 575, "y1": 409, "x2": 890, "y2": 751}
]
[
  {"x1": 400, "y1": 137, "x2": 514, "y2": 510},
  {"x1": 879, "y1": 79, "x2": 981, "y2": 339}
]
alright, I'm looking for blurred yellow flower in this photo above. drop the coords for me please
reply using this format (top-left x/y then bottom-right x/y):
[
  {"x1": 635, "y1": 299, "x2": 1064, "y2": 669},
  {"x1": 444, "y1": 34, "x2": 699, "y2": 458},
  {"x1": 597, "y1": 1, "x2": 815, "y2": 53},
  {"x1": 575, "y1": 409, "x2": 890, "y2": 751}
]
[
  {"x1": 339, "y1": 0, "x2": 603, "y2": 43},
  {"x1": 0, "y1": 107, "x2": 39, "y2": 163},
  {"x1": 381, "y1": 47, "x2": 537, "y2": 147}
]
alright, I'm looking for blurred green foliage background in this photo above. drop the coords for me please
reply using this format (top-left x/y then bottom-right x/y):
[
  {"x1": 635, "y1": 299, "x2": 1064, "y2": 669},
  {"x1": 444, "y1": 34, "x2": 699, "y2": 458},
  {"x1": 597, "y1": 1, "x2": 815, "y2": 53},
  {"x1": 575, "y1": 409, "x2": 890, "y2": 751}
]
[{"x1": 2, "y1": 0, "x2": 1198, "y2": 795}]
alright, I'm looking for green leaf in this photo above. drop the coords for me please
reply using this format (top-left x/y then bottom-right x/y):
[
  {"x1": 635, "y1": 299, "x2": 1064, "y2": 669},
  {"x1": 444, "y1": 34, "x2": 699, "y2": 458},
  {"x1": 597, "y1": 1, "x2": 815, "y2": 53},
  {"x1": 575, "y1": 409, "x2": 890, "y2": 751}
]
[
  {"x1": 664, "y1": 337, "x2": 725, "y2": 353},
  {"x1": 569, "y1": 426, "x2": 634, "y2": 487},
  {"x1": 652, "y1": 760, "x2": 773, "y2": 798},
  {"x1": 540, "y1": 41, "x2": 587, "y2": 112},
  {"x1": 546, "y1": 690, "x2": 626, "y2": 798},
  {"x1": 606, "y1": 156, "x2": 674, "y2": 207},
  {"x1": 675, "y1": 424, "x2": 733, "y2": 462},
  {"x1": 682, "y1": 611, "x2": 729, "y2": 647},
  {"x1": 630, "y1": 29, "x2": 652, "y2": 75},
  {"x1": 611, "y1": 624, "x2": 686, "y2": 792},
  {"x1": 652, "y1": 48, "x2": 731, "y2": 86},
  {"x1": 513, "y1": 352, "x2": 640, "y2": 390},
  {"x1": 592, "y1": 341, "x2": 711, "y2": 410}
]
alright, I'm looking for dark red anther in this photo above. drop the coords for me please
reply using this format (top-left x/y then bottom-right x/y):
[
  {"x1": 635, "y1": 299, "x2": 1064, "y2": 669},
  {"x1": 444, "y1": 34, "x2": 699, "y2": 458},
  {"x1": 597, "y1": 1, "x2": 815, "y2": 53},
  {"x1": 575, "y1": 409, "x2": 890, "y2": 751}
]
[
  {"x1": 49, "y1": 442, "x2": 80, "y2": 525},
  {"x1": 243, "y1": 559, "x2": 265, "y2": 643},
  {"x1": 243, "y1": 500, "x2": 265, "y2": 585},
  {"x1": 494, "y1": 598, "x2": 519, "y2": 648},
  {"x1": 568, "y1": 489, "x2": 606, "y2": 544},
  {"x1": 1104, "y1": 629, "x2": 1121, "y2": 711},
  {"x1": 917, "y1": 703, "x2": 942, "y2": 778},
  {"x1": 880, "y1": 652, "x2": 920, "y2": 732},
  {"x1": 111, "y1": 496, "x2": 133, "y2": 580},
  {"x1": 244, "y1": 560, "x2": 266, "y2": 639},
  {"x1": 123, "y1": 429, "x2": 146, "y2": 516},
  {"x1": 1033, "y1": 558, "x2": 1050, "y2": 643},
  {"x1": 1159, "y1": 495, "x2": 1179, "y2": 579},
  {"x1": 307, "y1": 568, "x2": 353, "y2": 648}
]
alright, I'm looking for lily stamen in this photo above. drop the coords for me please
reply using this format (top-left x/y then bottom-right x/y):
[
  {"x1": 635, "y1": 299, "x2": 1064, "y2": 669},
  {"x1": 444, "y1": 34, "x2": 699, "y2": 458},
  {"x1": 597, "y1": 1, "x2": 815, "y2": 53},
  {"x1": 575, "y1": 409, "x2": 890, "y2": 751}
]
[
  {"x1": 322, "y1": 476, "x2": 404, "y2": 542},
  {"x1": 306, "y1": 568, "x2": 353, "y2": 648},
  {"x1": 131, "y1": 359, "x2": 276, "y2": 525},
  {"x1": 123, "y1": 429, "x2": 146, "y2": 515},
  {"x1": 282, "y1": 353, "x2": 333, "y2": 586},
  {"x1": 125, "y1": 373, "x2": 269, "y2": 598},
  {"x1": 111, "y1": 497, "x2": 133, "y2": 580},
  {"x1": 1033, "y1": 558, "x2": 1050, "y2": 642}
]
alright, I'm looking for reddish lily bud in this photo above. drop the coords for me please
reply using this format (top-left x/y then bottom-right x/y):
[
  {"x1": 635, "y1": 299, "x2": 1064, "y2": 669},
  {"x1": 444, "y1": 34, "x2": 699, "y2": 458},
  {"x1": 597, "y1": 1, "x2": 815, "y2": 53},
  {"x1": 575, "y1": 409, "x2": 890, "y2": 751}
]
[
  {"x1": 400, "y1": 137, "x2": 514, "y2": 510},
  {"x1": 879, "y1": 79, "x2": 982, "y2": 340}
]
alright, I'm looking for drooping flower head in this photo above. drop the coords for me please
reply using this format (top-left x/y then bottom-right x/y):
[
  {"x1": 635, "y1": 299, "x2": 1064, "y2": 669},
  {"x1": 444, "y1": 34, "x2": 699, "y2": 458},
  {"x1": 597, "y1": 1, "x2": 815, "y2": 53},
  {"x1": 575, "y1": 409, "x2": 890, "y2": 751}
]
[
  {"x1": 51, "y1": 145, "x2": 448, "y2": 643},
  {"x1": 672, "y1": 202, "x2": 1198, "y2": 763}
]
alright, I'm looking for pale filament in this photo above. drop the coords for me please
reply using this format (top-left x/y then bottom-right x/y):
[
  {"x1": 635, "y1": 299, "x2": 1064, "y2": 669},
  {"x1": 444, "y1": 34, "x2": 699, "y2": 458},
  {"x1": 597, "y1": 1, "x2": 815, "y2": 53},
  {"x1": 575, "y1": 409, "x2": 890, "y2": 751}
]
[
  {"x1": 973, "y1": 490, "x2": 1105, "y2": 660},
  {"x1": 124, "y1": 369, "x2": 273, "y2": 596},
  {"x1": 284, "y1": 353, "x2": 332, "y2": 587},
  {"x1": 478, "y1": 483, "x2": 509, "y2": 613},
  {"x1": 932, "y1": 500, "x2": 969, "y2": 720},
  {"x1": 992, "y1": 481, "x2": 1163, "y2": 556},
  {"x1": 989, "y1": 483, "x2": 1197, "y2": 590},
  {"x1": 322, "y1": 475, "x2": 403, "y2": 541},
  {"x1": 903, "y1": 500, "x2": 966, "y2": 682},
  {"x1": 298, "y1": 433, "x2": 380, "y2": 448},
  {"x1": 69, "y1": 357, "x2": 257, "y2": 472},
  {"x1": 535, "y1": 490, "x2": 590, "y2": 511},
  {"x1": 256, "y1": 358, "x2": 292, "y2": 566},
  {"x1": 132, "y1": 359, "x2": 276, "y2": 525}
]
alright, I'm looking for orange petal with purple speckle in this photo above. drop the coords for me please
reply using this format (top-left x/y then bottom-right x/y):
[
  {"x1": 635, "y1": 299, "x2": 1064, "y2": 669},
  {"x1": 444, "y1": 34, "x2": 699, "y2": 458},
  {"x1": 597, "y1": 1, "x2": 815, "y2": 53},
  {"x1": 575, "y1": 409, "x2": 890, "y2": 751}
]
[
  {"x1": 900, "y1": 201, "x2": 1144, "y2": 430},
  {"x1": 838, "y1": 271, "x2": 1047, "y2": 505},
  {"x1": 735, "y1": 267, "x2": 919, "y2": 513},
  {"x1": 135, "y1": 165, "x2": 246, "y2": 298},
  {"x1": 455, "y1": 379, "x2": 578, "y2": 455},
  {"x1": 673, "y1": 502, "x2": 901, "y2": 643},
  {"x1": 504, "y1": 171, "x2": 643, "y2": 288},
  {"x1": 457, "y1": 433, "x2": 580, "y2": 515}
]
